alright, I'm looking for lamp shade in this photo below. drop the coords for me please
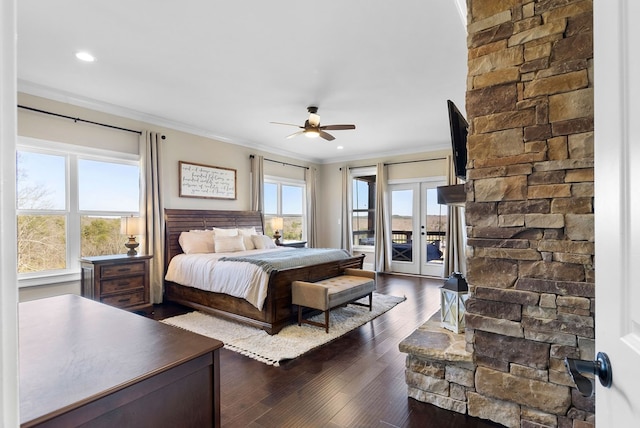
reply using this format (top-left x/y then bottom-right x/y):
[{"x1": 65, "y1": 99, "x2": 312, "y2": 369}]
[
  {"x1": 121, "y1": 216, "x2": 142, "y2": 236},
  {"x1": 271, "y1": 217, "x2": 284, "y2": 231}
]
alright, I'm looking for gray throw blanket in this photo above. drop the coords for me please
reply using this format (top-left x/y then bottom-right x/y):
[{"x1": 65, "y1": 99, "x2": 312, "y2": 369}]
[{"x1": 219, "y1": 248, "x2": 351, "y2": 274}]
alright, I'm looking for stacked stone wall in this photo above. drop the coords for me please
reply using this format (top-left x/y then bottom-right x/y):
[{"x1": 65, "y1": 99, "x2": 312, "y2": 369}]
[{"x1": 464, "y1": 1, "x2": 594, "y2": 427}]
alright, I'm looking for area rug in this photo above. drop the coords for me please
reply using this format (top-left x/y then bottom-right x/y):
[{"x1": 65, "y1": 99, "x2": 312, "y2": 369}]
[{"x1": 161, "y1": 292, "x2": 405, "y2": 366}]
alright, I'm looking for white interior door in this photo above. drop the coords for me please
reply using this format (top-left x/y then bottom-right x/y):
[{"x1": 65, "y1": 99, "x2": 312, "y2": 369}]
[
  {"x1": 594, "y1": 0, "x2": 640, "y2": 424},
  {"x1": 390, "y1": 181, "x2": 445, "y2": 277}
]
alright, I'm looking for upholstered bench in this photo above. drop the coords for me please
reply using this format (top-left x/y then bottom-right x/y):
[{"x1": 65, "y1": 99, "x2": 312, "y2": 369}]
[{"x1": 292, "y1": 268, "x2": 376, "y2": 333}]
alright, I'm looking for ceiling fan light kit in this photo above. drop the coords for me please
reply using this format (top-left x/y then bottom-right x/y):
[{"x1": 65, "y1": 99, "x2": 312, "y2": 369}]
[{"x1": 271, "y1": 106, "x2": 355, "y2": 141}]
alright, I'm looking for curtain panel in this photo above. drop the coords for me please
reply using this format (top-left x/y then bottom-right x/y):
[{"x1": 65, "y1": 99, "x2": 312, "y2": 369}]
[
  {"x1": 305, "y1": 167, "x2": 318, "y2": 248},
  {"x1": 340, "y1": 166, "x2": 353, "y2": 252},
  {"x1": 374, "y1": 162, "x2": 392, "y2": 272},
  {"x1": 140, "y1": 131, "x2": 165, "y2": 303},
  {"x1": 250, "y1": 155, "x2": 264, "y2": 213}
]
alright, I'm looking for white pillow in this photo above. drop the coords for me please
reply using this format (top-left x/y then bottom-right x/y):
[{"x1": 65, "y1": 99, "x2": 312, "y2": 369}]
[
  {"x1": 238, "y1": 227, "x2": 257, "y2": 250},
  {"x1": 178, "y1": 231, "x2": 214, "y2": 254},
  {"x1": 214, "y1": 235, "x2": 246, "y2": 253},
  {"x1": 213, "y1": 227, "x2": 238, "y2": 237},
  {"x1": 252, "y1": 234, "x2": 277, "y2": 250}
]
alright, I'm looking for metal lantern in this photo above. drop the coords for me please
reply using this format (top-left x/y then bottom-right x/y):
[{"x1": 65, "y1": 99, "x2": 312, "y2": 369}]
[{"x1": 440, "y1": 272, "x2": 469, "y2": 334}]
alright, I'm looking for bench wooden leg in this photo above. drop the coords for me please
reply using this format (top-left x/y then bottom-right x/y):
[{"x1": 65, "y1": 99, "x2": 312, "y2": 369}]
[
  {"x1": 325, "y1": 310, "x2": 330, "y2": 333},
  {"x1": 298, "y1": 305, "x2": 302, "y2": 326}
]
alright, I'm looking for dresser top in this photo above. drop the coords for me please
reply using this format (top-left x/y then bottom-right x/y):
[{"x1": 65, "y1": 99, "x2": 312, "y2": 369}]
[
  {"x1": 80, "y1": 253, "x2": 153, "y2": 263},
  {"x1": 19, "y1": 294, "x2": 222, "y2": 425}
]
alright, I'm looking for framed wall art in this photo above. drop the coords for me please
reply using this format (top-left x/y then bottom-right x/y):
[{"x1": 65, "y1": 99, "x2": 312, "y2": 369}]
[{"x1": 179, "y1": 161, "x2": 237, "y2": 200}]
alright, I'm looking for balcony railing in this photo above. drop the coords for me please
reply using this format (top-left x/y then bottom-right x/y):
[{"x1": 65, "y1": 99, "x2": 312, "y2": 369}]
[{"x1": 353, "y1": 230, "x2": 445, "y2": 246}]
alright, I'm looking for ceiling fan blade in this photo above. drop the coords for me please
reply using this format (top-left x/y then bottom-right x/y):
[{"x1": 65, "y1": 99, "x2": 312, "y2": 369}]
[
  {"x1": 320, "y1": 124, "x2": 356, "y2": 131},
  {"x1": 270, "y1": 121, "x2": 302, "y2": 127},
  {"x1": 319, "y1": 130, "x2": 335, "y2": 141},
  {"x1": 286, "y1": 130, "x2": 305, "y2": 139}
]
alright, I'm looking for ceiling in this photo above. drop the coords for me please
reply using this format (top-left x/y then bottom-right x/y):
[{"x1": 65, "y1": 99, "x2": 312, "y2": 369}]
[{"x1": 17, "y1": 1, "x2": 468, "y2": 164}]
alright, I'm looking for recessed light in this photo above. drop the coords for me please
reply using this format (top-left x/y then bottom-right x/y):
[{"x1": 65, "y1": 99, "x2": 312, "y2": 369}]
[
  {"x1": 75, "y1": 51, "x2": 96, "y2": 62},
  {"x1": 337, "y1": 146, "x2": 344, "y2": 150}
]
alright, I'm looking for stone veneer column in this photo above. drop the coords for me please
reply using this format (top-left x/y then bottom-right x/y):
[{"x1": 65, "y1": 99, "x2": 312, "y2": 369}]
[{"x1": 464, "y1": 1, "x2": 594, "y2": 427}]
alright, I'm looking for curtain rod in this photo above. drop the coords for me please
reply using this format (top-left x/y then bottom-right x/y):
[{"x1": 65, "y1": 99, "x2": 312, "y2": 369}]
[
  {"x1": 250, "y1": 154, "x2": 309, "y2": 170},
  {"x1": 385, "y1": 157, "x2": 446, "y2": 166},
  {"x1": 345, "y1": 157, "x2": 447, "y2": 169},
  {"x1": 17, "y1": 104, "x2": 161, "y2": 137}
]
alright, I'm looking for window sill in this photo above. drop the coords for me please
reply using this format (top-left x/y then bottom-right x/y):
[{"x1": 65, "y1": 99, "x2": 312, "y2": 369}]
[
  {"x1": 352, "y1": 245, "x2": 375, "y2": 253},
  {"x1": 18, "y1": 271, "x2": 81, "y2": 288}
]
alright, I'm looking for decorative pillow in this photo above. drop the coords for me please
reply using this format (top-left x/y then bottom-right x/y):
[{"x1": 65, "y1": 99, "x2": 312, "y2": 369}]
[
  {"x1": 179, "y1": 230, "x2": 215, "y2": 254},
  {"x1": 238, "y1": 227, "x2": 257, "y2": 250},
  {"x1": 252, "y1": 234, "x2": 277, "y2": 250},
  {"x1": 214, "y1": 235, "x2": 246, "y2": 253},
  {"x1": 213, "y1": 227, "x2": 238, "y2": 237}
]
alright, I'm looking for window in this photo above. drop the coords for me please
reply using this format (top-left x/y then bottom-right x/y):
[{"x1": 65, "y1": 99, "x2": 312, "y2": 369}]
[
  {"x1": 352, "y1": 173, "x2": 376, "y2": 247},
  {"x1": 16, "y1": 138, "x2": 140, "y2": 285},
  {"x1": 263, "y1": 177, "x2": 305, "y2": 242}
]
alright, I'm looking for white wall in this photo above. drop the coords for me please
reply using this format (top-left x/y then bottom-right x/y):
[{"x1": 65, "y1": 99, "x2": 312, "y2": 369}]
[{"x1": 1, "y1": 0, "x2": 19, "y2": 424}]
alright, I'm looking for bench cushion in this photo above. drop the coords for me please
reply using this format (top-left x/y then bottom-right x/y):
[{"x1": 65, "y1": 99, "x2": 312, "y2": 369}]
[{"x1": 292, "y1": 273, "x2": 375, "y2": 311}]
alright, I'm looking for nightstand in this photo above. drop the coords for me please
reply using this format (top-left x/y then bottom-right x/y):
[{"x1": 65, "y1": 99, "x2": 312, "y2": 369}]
[
  {"x1": 277, "y1": 241, "x2": 307, "y2": 248},
  {"x1": 80, "y1": 254, "x2": 153, "y2": 312}
]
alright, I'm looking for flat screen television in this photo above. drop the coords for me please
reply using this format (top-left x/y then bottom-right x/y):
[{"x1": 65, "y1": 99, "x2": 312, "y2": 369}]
[{"x1": 447, "y1": 99, "x2": 468, "y2": 181}]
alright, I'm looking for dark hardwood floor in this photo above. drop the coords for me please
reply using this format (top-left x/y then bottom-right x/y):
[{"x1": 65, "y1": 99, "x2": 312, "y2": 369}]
[{"x1": 149, "y1": 273, "x2": 504, "y2": 428}]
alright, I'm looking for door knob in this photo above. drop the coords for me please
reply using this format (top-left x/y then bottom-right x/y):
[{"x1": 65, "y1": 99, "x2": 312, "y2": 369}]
[{"x1": 564, "y1": 352, "x2": 612, "y2": 397}]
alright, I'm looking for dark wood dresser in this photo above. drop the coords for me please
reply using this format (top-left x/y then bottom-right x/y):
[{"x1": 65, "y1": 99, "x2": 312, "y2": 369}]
[
  {"x1": 19, "y1": 294, "x2": 223, "y2": 427},
  {"x1": 80, "y1": 254, "x2": 152, "y2": 311}
]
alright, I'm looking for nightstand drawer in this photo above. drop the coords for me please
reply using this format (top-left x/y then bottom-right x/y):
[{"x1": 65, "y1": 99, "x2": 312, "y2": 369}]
[
  {"x1": 101, "y1": 276, "x2": 144, "y2": 294},
  {"x1": 101, "y1": 290, "x2": 146, "y2": 308},
  {"x1": 101, "y1": 262, "x2": 146, "y2": 278}
]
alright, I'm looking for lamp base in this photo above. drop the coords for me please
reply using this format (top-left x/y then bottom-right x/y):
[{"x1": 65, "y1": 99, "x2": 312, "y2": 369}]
[
  {"x1": 273, "y1": 231, "x2": 282, "y2": 246},
  {"x1": 125, "y1": 237, "x2": 139, "y2": 256}
]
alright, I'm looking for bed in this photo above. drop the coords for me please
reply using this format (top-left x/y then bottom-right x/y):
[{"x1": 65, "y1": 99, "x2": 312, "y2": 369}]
[{"x1": 163, "y1": 209, "x2": 365, "y2": 334}]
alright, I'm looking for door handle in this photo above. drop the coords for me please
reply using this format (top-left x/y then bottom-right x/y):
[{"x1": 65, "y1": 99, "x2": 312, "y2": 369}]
[{"x1": 564, "y1": 352, "x2": 612, "y2": 397}]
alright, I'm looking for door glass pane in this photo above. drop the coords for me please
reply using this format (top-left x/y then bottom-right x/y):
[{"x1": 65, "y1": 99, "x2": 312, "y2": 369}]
[
  {"x1": 17, "y1": 151, "x2": 66, "y2": 210},
  {"x1": 78, "y1": 159, "x2": 139, "y2": 212},
  {"x1": 425, "y1": 188, "x2": 446, "y2": 263},
  {"x1": 391, "y1": 189, "x2": 413, "y2": 262},
  {"x1": 17, "y1": 214, "x2": 67, "y2": 273}
]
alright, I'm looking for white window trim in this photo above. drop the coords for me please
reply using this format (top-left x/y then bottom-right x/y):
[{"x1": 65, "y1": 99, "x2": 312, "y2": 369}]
[{"x1": 17, "y1": 136, "x2": 140, "y2": 288}]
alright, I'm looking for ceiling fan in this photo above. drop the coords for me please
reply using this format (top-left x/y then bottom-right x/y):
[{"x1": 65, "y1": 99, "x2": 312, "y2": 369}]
[{"x1": 271, "y1": 106, "x2": 356, "y2": 141}]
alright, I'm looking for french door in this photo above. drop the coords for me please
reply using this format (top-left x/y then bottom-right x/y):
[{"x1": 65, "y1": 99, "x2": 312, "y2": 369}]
[{"x1": 390, "y1": 180, "x2": 446, "y2": 277}]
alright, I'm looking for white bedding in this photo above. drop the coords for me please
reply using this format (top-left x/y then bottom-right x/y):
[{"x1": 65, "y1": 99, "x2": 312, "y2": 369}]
[{"x1": 165, "y1": 247, "x2": 294, "y2": 310}]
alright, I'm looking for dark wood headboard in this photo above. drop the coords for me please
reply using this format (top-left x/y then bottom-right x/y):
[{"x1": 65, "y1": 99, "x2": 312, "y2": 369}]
[{"x1": 164, "y1": 209, "x2": 265, "y2": 271}]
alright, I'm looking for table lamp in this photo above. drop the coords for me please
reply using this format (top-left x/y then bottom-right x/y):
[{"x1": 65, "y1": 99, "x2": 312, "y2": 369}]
[{"x1": 121, "y1": 215, "x2": 142, "y2": 256}]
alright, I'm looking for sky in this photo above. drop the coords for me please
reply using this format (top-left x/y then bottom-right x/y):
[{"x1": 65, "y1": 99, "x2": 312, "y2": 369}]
[
  {"x1": 391, "y1": 187, "x2": 444, "y2": 217},
  {"x1": 17, "y1": 151, "x2": 140, "y2": 213}
]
